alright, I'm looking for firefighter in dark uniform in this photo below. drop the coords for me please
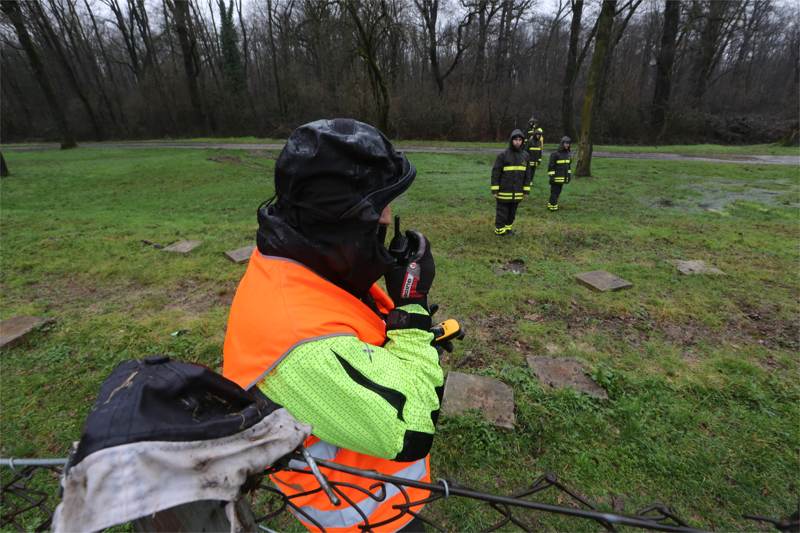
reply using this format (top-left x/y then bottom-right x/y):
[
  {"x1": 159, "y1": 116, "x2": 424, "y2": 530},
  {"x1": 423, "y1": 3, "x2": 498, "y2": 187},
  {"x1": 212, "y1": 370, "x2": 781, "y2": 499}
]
[
  {"x1": 546, "y1": 136, "x2": 572, "y2": 211},
  {"x1": 491, "y1": 129, "x2": 531, "y2": 236},
  {"x1": 526, "y1": 117, "x2": 544, "y2": 180}
]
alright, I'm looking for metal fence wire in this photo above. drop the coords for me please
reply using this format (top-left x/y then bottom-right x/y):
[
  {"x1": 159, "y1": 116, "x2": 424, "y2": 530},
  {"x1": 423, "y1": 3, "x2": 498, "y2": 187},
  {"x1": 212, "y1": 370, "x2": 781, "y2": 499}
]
[
  {"x1": 1, "y1": 461, "x2": 64, "y2": 532},
  {"x1": 1, "y1": 453, "x2": 798, "y2": 533}
]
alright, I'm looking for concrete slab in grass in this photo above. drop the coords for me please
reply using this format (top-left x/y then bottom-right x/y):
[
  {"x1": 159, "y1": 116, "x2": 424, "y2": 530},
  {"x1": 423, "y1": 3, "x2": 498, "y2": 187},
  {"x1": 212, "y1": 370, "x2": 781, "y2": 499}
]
[
  {"x1": 441, "y1": 371, "x2": 515, "y2": 429},
  {"x1": 575, "y1": 270, "x2": 632, "y2": 292},
  {"x1": 672, "y1": 260, "x2": 725, "y2": 276},
  {"x1": 0, "y1": 316, "x2": 53, "y2": 349},
  {"x1": 163, "y1": 240, "x2": 202, "y2": 254},
  {"x1": 527, "y1": 356, "x2": 608, "y2": 399},
  {"x1": 225, "y1": 245, "x2": 255, "y2": 264}
]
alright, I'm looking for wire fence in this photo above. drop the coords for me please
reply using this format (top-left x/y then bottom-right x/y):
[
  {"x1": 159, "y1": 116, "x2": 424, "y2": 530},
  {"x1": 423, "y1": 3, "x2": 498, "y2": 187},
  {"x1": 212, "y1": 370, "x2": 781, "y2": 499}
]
[{"x1": 1, "y1": 453, "x2": 798, "y2": 533}]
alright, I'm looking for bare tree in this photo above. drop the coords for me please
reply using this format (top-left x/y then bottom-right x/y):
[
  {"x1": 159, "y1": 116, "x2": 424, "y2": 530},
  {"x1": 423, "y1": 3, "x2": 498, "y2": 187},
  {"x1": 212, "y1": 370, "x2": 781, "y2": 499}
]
[
  {"x1": 651, "y1": 0, "x2": 680, "y2": 139},
  {"x1": 266, "y1": 0, "x2": 286, "y2": 117},
  {"x1": 560, "y1": 0, "x2": 583, "y2": 140},
  {"x1": 690, "y1": 0, "x2": 743, "y2": 101},
  {"x1": 28, "y1": 0, "x2": 105, "y2": 139},
  {"x1": 415, "y1": 0, "x2": 475, "y2": 93},
  {"x1": 1, "y1": 0, "x2": 77, "y2": 148},
  {"x1": 341, "y1": 0, "x2": 394, "y2": 132},
  {"x1": 169, "y1": 0, "x2": 210, "y2": 131},
  {"x1": 1, "y1": 0, "x2": 797, "y2": 143}
]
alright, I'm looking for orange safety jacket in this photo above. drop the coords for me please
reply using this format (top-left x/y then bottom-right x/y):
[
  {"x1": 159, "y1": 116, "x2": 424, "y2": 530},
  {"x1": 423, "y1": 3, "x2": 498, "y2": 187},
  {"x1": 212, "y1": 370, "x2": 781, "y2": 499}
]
[{"x1": 223, "y1": 251, "x2": 430, "y2": 532}]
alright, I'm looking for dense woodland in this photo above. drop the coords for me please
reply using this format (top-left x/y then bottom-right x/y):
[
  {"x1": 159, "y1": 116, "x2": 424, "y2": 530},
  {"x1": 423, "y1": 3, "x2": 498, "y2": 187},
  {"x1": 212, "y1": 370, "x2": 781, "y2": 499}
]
[{"x1": 1, "y1": 0, "x2": 798, "y2": 148}]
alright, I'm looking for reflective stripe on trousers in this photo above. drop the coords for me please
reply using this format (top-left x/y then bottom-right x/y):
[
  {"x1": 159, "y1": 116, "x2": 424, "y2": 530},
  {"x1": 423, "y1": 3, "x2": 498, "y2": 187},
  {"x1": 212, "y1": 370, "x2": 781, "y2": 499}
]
[{"x1": 289, "y1": 457, "x2": 428, "y2": 528}]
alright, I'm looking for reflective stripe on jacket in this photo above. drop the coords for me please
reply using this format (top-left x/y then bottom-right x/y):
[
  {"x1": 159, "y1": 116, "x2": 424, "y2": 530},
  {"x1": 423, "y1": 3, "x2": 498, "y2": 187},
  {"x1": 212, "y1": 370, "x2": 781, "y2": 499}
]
[
  {"x1": 526, "y1": 130, "x2": 544, "y2": 165},
  {"x1": 491, "y1": 149, "x2": 531, "y2": 202},
  {"x1": 547, "y1": 148, "x2": 572, "y2": 184},
  {"x1": 223, "y1": 251, "x2": 431, "y2": 532}
]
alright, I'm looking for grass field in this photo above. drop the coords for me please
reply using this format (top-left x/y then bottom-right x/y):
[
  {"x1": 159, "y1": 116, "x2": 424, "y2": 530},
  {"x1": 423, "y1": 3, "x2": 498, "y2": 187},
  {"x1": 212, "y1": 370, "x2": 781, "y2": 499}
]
[{"x1": 1, "y1": 144, "x2": 798, "y2": 531}]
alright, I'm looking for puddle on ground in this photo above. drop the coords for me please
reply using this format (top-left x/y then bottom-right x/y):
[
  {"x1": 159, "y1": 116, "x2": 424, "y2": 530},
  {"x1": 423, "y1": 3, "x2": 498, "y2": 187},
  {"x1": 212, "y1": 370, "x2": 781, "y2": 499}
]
[{"x1": 649, "y1": 178, "x2": 799, "y2": 212}]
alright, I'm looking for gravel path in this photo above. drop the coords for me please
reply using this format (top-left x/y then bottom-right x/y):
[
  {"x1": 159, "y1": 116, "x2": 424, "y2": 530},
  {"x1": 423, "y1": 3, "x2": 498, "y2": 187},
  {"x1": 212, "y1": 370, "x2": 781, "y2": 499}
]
[{"x1": 3, "y1": 141, "x2": 798, "y2": 166}]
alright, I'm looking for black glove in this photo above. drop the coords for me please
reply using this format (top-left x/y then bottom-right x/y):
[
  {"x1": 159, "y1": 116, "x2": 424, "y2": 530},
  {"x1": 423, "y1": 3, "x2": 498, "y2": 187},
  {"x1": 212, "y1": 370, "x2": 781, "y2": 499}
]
[{"x1": 385, "y1": 230, "x2": 435, "y2": 308}]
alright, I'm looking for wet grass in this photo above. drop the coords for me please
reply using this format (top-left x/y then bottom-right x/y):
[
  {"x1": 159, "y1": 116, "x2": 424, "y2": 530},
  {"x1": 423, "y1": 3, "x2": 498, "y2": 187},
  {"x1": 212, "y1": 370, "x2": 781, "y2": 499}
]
[{"x1": 1, "y1": 145, "x2": 798, "y2": 531}]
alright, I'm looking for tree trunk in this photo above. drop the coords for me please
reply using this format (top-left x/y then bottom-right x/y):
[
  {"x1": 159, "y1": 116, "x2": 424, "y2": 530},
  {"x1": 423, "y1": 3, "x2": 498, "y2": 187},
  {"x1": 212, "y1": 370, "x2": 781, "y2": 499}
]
[
  {"x1": 266, "y1": 0, "x2": 286, "y2": 116},
  {"x1": 561, "y1": 0, "x2": 583, "y2": 140},
  {"x1": 576, "y1": 0, "x2": 616, "y2": 178},
  {"x1": 130, "y1": 0, "x2": 178, "y2": 132},
  {"x1": 61, "y1": 0, "x2": 122, "y2": 135},
  {"x1": 2, "y1": 58, "x2": 34, "y2": 125},
  {"x1": 105, "y1": 0, "x2": 142, "y2": 80},
  {"x1": 342, "y1": 0, "x2": 391, "y2": 132},
  {"x1": 29, "y1": 1, "x2": 105, "y2": 140},
  {"x1": 475, "y1": 2, "x2": 488, "y2": 91},
  {"x1": 85, "y1": 0, "x2": 129, "y2": 134},
  {"x1": 691, "y1": 0, "x2": 728, "y2": 101},
  {"x1": 1, "y1": 152, "x2": 9, "y2": 177},
  {"x1": 1, "y1": 0, "x2": 76, "y2": 148},
  {"x1": 651, "y1": 0, "x2": 680, "y2": 140},
  {"x1": 171, "y1": 0, "x2": 209, "y2": 132},
  {"x1": 416, "y1": 0, "x2": 444, "y2": 93}
]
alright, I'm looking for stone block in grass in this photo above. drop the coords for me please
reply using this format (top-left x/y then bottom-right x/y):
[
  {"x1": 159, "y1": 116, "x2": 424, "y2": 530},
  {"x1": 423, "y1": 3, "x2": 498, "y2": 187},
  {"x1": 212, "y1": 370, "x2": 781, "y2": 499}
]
[
  {"x1": 0, "y1": 316, "x2": 52, "y2": 349},
  {"x1": 527, "y1": 356, "x2": 608, "y2": 399},
  {"x1": 672, "y1": 259, "x2": 725, "y2": 275},
  {"x1": 162, "y1": 240, "x2": 202, "y2": 254},
  {"x1": 224, "y1": 245, "x2": 255, "y2": 264},
  {"x1": 441, "y1": 371, "x2": 515, "y2": 429},
  {"x1": 575, "y1": 270, "x2": 632, "y2": 292}
]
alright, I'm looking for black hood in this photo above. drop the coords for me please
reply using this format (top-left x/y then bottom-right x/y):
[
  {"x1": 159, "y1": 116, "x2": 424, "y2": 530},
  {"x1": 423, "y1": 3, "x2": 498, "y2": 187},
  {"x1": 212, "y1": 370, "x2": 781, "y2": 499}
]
[
  {"x1": 509, "y1": 129, "x2": 525, "y2": 151},
  {"x1": 257, "y1": 118, "x2": 416, "y2": 297}
]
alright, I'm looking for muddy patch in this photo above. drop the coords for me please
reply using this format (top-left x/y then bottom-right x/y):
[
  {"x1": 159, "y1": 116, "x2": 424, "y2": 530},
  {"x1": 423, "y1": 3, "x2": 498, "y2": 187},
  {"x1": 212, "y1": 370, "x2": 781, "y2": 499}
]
[
  {"x1": 466, "y1": 313, "x2": 518, "y2": 347},
  {"x1": 731, "y1": 301, "x2": 800, "y2": 351},
  {"x1": 19, "y1": 278, "x2": 134, "y2": 313},
  {"x1": 494, "y1": 259, "x2": 526, "y2": 275},
  {"x1": 207, "y1": 155, "x2": 242, "y2": 164},
  {"x1": 164, "y1": 279, "x2": 237, "y2": 314},
  {"x1": 452, "y1": 350, "x2": 483, "y2": 369},
  {"x1": 17, "y1": 277, "x2": 236, "y2": 316},
  {"x1": 556, "y1": 299, "x2": 797, "y2": 352}
]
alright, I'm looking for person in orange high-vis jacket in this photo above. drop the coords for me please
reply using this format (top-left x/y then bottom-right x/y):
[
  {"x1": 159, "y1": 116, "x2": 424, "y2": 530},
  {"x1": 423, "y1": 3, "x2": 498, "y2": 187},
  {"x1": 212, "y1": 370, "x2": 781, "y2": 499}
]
[{"x1": 223, "y1": 119, "x2": 444, "y2": 532}]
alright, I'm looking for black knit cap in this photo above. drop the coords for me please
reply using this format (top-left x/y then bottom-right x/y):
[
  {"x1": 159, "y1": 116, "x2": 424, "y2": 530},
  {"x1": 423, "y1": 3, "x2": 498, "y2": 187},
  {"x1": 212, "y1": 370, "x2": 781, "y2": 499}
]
[{"x1": 274, "y1": 118, "x2": 416, "y2": 228}]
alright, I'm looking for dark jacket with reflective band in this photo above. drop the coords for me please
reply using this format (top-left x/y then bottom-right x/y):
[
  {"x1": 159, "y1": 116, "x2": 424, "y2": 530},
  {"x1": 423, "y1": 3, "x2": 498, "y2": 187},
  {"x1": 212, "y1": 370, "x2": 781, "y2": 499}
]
[
  {"x1": 526, "y1": 128, "x2": 544, "y2": 166},
  {"x1": 547, "y1": 147, "x2": 572, "y2": 184},
  {"x1": 491, "y1": 130, "x2": 532, "y2": 202}
]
